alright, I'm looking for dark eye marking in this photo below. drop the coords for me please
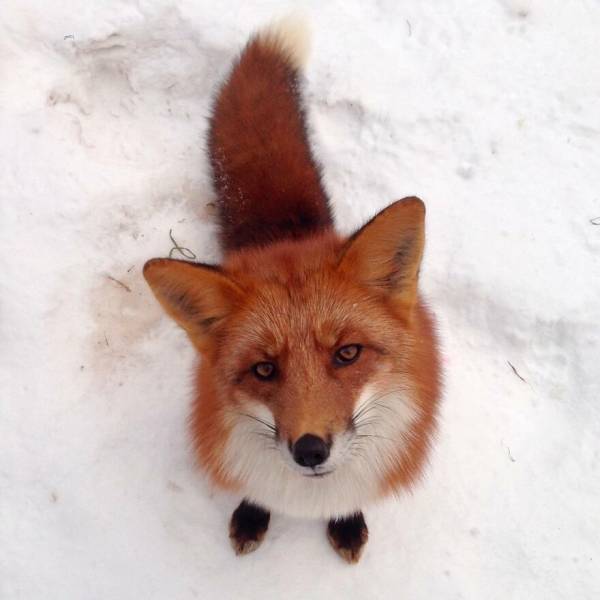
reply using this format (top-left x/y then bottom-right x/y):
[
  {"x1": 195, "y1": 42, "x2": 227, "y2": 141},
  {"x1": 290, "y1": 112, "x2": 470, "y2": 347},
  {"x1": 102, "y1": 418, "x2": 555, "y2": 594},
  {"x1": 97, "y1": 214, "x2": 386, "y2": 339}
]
[
  {"x1": 252, "y1": 361, "x2": 277, "y2": 381},
  {"x1": 333, "y1": 344, "x2": 362, "y2": 367}
]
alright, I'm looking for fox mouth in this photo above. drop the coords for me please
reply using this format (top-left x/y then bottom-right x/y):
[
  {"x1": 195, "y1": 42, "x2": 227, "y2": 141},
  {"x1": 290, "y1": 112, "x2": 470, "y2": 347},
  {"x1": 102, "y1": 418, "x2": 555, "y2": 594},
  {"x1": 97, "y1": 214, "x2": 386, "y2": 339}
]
[{"x1": 303, "y1": 470, "x2": 334, "y2": 478}]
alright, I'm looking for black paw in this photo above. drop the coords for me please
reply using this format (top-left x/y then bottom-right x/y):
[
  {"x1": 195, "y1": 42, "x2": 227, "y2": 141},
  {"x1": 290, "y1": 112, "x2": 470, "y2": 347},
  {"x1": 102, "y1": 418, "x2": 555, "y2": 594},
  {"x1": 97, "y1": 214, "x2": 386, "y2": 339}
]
[
  {"x1": 327, "y1": 511, "x2": 368, "y2": 564},
  {"x1": 229, "y1": 500, "x2": 270, "y2": 555}
]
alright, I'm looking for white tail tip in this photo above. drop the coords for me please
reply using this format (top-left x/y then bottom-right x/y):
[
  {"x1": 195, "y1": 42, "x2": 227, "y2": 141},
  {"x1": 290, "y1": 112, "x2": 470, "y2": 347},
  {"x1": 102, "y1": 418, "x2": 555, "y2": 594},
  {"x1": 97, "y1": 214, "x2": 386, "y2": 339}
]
[{"x1": 256, "y1": 14, "x2": 311, "y2": 70}]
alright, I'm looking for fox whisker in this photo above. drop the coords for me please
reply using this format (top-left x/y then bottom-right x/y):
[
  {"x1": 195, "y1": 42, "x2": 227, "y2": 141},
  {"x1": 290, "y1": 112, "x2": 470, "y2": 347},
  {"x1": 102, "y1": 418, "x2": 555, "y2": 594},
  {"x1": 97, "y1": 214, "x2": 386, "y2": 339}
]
[{"x1": 238, "y1": 412, "x2": 278, "y2": 434}]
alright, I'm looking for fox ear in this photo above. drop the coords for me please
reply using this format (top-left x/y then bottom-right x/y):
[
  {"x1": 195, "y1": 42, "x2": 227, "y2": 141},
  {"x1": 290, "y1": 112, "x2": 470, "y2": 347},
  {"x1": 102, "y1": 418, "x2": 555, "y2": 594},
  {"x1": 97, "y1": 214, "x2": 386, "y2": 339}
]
[
  {"x1": 143, "y1": 258, "x2": 241, "y2": 351},
  {"x1": 338, "y1": 197, "x2": 426, "y2": 316}
]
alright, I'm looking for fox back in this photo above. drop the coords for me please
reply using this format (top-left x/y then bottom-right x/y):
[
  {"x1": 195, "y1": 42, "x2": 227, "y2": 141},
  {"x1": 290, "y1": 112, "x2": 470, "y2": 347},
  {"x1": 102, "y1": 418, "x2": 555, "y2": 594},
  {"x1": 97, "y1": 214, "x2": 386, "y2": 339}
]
[{"x1": 144, "y1": 19, "x2": 441, "y2": 520}]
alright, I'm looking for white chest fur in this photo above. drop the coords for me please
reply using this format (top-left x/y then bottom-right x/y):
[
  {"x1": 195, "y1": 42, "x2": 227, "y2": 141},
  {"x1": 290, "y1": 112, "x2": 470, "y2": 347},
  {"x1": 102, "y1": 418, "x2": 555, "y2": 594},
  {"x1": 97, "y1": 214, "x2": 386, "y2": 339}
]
[{"x1": 222, "y1": 385, "x2": 420, "y2": 519}]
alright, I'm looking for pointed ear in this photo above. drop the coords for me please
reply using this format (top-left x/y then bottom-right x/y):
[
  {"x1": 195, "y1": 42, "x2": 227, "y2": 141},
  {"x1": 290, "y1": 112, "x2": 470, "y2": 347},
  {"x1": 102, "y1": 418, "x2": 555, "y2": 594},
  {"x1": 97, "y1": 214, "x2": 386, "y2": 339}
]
[
  {"x1": 143, "y1": 258, "x2": 241, "y2": 351},
  {"x1": 338, "y1": 197, "x2": 426, "y2": 316}
]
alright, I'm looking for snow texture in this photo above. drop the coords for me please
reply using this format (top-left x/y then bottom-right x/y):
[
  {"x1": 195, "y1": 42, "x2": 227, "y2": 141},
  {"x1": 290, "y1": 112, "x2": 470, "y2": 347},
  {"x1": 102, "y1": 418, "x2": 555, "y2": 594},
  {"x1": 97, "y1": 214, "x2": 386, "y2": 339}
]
[{"x1": 2, "y1": 1, "x2": 599, "y2": 598}]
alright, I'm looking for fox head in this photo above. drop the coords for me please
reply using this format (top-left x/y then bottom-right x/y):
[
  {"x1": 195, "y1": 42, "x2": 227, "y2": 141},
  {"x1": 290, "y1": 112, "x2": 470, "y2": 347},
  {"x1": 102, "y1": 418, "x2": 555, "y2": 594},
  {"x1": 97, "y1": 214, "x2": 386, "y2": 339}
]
[{"x1": 144, "y1": 197, "x2": 439, "y2": 518}]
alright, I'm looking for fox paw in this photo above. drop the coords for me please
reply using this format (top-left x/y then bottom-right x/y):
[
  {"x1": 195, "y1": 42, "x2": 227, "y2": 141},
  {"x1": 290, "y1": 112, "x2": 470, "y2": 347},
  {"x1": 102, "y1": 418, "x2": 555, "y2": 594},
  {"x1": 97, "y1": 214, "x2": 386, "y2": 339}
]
[
  {"x1": 327, "y1": 512, "x2": 368, "y2": 564},
  {"x1": 229, "y1": 500, "x2": 270, "y2": 555}
]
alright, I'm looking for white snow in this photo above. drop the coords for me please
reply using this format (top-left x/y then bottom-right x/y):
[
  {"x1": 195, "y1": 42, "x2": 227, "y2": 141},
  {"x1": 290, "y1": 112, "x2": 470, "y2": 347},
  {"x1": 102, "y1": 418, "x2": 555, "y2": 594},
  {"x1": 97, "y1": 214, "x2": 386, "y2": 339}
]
[{"x1": 2, "y1": 0, "x2": 600, "y2": 598}]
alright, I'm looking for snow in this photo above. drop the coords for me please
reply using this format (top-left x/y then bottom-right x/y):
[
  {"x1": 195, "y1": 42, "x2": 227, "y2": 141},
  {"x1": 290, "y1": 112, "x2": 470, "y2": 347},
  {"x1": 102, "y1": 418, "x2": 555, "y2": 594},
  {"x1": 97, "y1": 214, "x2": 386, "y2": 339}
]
[{"x1": 2, "y1": 0, "x2": 599, "y2": 598}]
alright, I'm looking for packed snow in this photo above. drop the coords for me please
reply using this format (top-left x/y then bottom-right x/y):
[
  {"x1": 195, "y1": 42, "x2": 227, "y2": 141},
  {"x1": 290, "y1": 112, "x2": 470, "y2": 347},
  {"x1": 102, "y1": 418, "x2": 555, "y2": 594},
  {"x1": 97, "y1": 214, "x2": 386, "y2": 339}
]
[{"x1": 2, "y1": 1, "x2": 599, "y2": 598}]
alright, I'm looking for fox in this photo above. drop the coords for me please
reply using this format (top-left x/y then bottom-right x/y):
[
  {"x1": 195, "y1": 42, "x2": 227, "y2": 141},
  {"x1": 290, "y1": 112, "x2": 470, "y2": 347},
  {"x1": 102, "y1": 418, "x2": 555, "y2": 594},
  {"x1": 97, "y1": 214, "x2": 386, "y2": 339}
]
[{"x1": 143, "y1": 17, "x2": 441, "y2": 564}]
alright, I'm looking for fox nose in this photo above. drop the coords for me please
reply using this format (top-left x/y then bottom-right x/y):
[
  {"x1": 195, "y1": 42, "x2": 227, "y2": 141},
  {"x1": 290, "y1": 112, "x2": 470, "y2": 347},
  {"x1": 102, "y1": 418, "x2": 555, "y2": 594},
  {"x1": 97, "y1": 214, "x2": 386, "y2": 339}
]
[{"x1": 292, "y1": 434, "x2": 330, "y2": 467}]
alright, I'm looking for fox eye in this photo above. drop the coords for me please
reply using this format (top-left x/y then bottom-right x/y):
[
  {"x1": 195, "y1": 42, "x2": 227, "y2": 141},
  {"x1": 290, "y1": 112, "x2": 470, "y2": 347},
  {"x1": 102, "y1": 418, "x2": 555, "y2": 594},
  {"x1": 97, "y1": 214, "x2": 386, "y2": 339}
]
[
  {"x1": 252, "y1": 361, "x2": 277, "y2": 381},
  {"x1": 333, "y1": 344, "x2": 362, "y2": 366}
]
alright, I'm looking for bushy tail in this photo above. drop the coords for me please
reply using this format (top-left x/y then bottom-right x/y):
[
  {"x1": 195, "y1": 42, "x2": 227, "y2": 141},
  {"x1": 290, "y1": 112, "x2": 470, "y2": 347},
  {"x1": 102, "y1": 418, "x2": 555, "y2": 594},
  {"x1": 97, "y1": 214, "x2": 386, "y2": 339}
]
[{"x1": 207, "y1": 17, "x2": 332, "y2": 253}]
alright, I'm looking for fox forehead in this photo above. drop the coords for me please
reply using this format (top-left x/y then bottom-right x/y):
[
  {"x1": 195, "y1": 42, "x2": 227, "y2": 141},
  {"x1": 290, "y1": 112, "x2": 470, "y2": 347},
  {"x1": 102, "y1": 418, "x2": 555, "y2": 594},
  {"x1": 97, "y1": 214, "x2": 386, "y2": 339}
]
[
  {"x1": 223, "y1": 276, "x2": 368, "y2": 356},
  {"x1": 219, "y1": 236, "x2": 344, "y2": 341},
  {"x1": 217, "y1": 238, "x2": 409, "y2": 368}
]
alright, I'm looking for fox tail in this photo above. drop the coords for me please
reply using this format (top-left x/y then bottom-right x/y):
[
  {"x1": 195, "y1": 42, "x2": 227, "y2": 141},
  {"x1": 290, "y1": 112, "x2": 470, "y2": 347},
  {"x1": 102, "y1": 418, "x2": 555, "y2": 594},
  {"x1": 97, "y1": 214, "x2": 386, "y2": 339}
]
[{"x1": 207, "y1": 17, "x2": 332, "y2": 253}]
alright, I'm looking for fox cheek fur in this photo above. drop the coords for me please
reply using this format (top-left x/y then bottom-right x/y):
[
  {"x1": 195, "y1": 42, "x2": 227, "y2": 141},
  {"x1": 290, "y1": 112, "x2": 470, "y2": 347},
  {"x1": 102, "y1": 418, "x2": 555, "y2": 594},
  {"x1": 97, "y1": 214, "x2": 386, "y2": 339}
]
[{"x1": 143, "y1": 17, "x2": 441, "y2": 563}]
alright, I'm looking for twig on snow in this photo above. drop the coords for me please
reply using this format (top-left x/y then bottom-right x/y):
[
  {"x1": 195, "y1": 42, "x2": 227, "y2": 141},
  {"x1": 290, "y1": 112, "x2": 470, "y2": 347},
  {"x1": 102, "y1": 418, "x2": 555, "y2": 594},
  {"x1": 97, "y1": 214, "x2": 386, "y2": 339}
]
[
  {"x1": 507, "y1": 360, "x2": 527, "y2": 383},
  {"x1": 590, "y1": 216, "x2": 600, "y2": 225},
  {"x1": 406, "y1": 20, "x2": 412, "y2": 36},
  {"x1": 106, "y1": 275, "x2": 131, "y2": 293},
  {"x1": 506, "y1": 446, "x2": 516, "y2": 463},
  {"x1": 501, "y1": 439, "x2": 517, "y2": 463},
  {"x1": 168, "y1": 228, "x2": 197, "y2": 260}
]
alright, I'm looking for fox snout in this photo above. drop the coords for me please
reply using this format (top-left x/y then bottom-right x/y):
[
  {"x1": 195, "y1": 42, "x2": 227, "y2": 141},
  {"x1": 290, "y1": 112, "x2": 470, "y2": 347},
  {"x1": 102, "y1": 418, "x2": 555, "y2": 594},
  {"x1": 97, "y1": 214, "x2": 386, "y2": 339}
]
[{"x1": 291, "y1": 434, "x2": 331, "y2": 467}]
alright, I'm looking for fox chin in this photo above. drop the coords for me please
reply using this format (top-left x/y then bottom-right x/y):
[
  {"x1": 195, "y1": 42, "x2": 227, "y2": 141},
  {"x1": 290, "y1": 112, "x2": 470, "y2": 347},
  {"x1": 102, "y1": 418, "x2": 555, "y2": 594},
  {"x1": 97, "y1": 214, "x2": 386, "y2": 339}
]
[{"x1": 144, "y1": 16, "x2": 441, "y2": 564}]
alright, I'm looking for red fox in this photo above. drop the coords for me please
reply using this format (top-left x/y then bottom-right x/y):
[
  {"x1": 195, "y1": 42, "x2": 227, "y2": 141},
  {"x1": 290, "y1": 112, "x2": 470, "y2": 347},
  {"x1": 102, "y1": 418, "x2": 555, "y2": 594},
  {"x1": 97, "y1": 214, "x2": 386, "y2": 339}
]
[{"x1": 144, "y1": 17, "x2": 441, "y2": 564}]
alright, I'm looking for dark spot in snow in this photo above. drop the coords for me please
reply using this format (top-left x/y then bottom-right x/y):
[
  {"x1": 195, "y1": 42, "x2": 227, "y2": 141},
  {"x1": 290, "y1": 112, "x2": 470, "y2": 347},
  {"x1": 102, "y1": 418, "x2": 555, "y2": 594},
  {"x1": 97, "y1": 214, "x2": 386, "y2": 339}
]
[{"x1": 167, "y1": 481, "x2": 183, "y2": 493}]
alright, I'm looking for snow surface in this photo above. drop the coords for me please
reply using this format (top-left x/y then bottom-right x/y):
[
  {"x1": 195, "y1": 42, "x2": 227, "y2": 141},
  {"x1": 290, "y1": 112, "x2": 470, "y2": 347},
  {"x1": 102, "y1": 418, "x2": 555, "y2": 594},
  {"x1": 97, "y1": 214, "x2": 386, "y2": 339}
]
[{"x1": 2, "y1": 0, "x2": 600, "y2": 598}]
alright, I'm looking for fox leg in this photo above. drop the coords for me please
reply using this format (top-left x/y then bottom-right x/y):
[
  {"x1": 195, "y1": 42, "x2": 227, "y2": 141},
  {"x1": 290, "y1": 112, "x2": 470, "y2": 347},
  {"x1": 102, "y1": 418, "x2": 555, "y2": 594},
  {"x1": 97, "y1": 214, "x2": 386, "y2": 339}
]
[
  {"x1": 229, "y1": 499, "x2": 271, "y2": 555},
  {"x1": 327, "y1": 511, "x2": 369, "y2": 564}
]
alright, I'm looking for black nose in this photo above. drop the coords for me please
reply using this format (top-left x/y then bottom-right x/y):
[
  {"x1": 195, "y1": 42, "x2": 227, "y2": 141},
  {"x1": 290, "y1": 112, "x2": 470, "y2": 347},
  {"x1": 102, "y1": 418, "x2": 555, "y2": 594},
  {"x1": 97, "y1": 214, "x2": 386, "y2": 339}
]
[{"x1": 292, "y1": 434, "x2": 330, "y2": 467}]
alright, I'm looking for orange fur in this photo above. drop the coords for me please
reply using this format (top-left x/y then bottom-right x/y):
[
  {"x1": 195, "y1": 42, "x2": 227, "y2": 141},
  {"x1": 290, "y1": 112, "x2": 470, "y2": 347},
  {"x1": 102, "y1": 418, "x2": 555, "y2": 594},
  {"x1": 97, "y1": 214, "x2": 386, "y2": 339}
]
[{"x1": 144, "y1": 21, "x2": 441, "y2": 517}]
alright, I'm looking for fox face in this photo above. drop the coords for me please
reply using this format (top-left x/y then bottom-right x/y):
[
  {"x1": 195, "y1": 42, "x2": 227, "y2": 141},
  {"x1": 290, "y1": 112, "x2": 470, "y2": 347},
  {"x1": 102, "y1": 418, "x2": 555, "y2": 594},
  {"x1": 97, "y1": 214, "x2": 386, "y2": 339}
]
[{"x1": 144, "y1": 198, "x2": 440, "y2": 518}]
